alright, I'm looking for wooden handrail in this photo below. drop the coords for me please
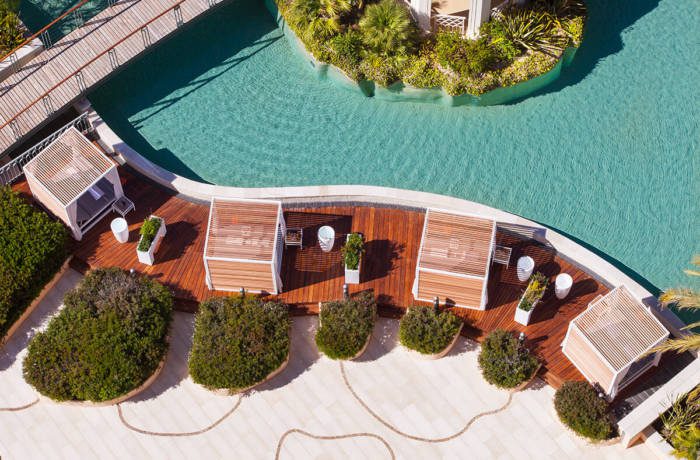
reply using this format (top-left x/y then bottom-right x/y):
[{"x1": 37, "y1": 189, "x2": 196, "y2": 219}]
[
  {"x1": 0, "y1": 0, "x2": 97, "y2": 63},
  {"x1": 0, "y1": 0, "x2": 187, "y2": 133}
]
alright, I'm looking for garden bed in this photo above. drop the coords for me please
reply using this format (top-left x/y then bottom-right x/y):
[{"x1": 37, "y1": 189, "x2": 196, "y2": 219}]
[
  {"x1": 267, "y1": 0, "x2": 585, "y2": 105},
  {"x1": 399, "y1": 306, "x2": 464, "y2": 359},
  {"x1": 316, "y1": 292, "x2": 377, "y2": 360}
]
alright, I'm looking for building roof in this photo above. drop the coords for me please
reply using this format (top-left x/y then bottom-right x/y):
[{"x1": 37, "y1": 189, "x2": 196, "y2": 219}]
[
  {"x1": 23, "y1": 127, "x2": 114, "y2": 206},
  {"x1": 573, "y1": 286, "x2": 668, "y2": 371},
  {"x1": 204, "y1": 197, "x2": 281, "y2": 262},
  {"x1": 418, "y1": 209, "x2": 495, "y2": 277}
]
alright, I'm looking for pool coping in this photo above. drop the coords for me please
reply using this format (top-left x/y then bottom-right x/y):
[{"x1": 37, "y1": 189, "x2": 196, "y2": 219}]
[{"x1": 86, "y1": 103, "x2": 688, "y2": 338}]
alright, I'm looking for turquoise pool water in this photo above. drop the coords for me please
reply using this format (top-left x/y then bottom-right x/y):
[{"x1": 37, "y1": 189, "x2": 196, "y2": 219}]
[
  {"x1": 88, "y1": 0, "x2": 699, "y2": 314},
  {"x1": 19, "y1": 0, "x2": 109, "y2": 40}
]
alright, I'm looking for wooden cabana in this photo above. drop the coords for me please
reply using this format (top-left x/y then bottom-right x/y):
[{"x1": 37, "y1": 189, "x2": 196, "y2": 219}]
[
  {"x1": 412, "y1": 208, "x2": 496, "y2": 309},
  {"x1": 22, "y1": 127, "x2": 123, "y2": 241},
  {"x1": 562, "y1": 286, "x2": 669, "y2": 399},
  {"x1": 203, "y1": 197, "x2": 285, "y2": 294}
]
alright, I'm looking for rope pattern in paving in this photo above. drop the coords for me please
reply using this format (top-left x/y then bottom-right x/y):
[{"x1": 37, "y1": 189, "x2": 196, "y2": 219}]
[
  {"x1": 117, "y1": 395, "x2": 243, "y2": 437},
  {"x1": 275, "y1": 429, "x2": 395, "y2": 460},
  {"x1": 339, "y1": 361, "x2": 514, "y2": 443},
  {"x1": 0, "y1": 398, "x2": 39, "y2": 412}
]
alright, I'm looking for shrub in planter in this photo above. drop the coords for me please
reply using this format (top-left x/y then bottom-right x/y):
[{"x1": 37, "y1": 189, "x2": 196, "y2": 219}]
[
  {"x1": 477, "y1": 329, "x2": 539, "y2": 388},
  {"x1": 399, "y1": 306, "x2": 462, "y2": 355},
  {"x1": 0, "y1": 188, "x2": 68, "y2": 338},
  {"x1": 138, "y1": 216, "x2": 162, "y2": 252},
  {"x1": 189, "y1": 296, "x2": 290, "y2": 391},
  {"x1": 316, "y1": 291, "x2": 376, "y2": 360},
  {"x1": 0, "y1": 0, "x2": 23, "y2": 55},
  {"x1": 341, "y1": 233, "x2": 364, "y2": 270},
  {"x1": 23, "y1": 268, "x2": 172, "y2": 402},
  {"x1": 518, "y1": 272, "x2": 548, "y2": 312},
  {"x1": 554, "y1": 381, "x2": 614, "y2": 441}
]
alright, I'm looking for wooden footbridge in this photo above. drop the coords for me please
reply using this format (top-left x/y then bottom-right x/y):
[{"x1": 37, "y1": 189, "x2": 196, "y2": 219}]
[{"x1": 0, "y1": 0, "x2": 228, "y2": 155}]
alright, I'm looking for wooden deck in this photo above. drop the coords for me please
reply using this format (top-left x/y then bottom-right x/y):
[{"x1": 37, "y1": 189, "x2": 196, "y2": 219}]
[
  {"x1": 12, "y1": 167, "x2": 615, "y2": 387},
  {"x1": 0, "y1": 0, "x2": 228, "y2": 154}
]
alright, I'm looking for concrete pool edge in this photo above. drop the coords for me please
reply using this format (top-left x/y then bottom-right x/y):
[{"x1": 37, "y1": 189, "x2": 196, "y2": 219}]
[{"x1": 87, "y1": 104, "x2": 687, "y2": 337}]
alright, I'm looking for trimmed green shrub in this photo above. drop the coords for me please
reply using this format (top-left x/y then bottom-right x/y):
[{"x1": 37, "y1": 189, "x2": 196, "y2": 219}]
[
  {"x1": 189, "y1": 296, "x2": 290, "y2": 391},
  {"x1": 435, "y1": 32, "x2": 499, "y2": 77},
  {"x1": 0, "y1": 188, "x2": 68, "y2": 338},
  {"x1": 316, "y1": 291, "x2": 376, "y2": 359},
  {"x1": 477, "y1": 329, "x2": 539, "y2": 388},
  {"x1": 399, "y1": 306, "x2": 462, "y2": 355},
  {"x1": 138, "y1": 216, "x2": 162, "y2": 252},
  {"x1": 23, "y1": 268, "x2": 172, "y2": 402},
  {"x1": 554, "y1": 381, "x2": 614, "y2": 441}
]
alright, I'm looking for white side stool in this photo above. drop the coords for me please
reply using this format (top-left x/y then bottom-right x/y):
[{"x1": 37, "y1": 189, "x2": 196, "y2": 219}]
[
  {"x1": 318, "y1": 226, "x2": 335, "y2": 252},
  {"x1": 555, "y1": 273, "x2": 573, "y2": 299},
  {"x1": 517, "y1": 256, "x2": 535, "y2": 282},
  {"x1": 111, "y1": 217, "x2": 129, "y2": 243}
]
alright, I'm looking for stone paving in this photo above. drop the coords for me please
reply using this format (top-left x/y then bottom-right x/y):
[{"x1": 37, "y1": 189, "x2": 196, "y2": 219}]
[{"x1": 0, "y1": 269, "x2": 658, "y2": 459}]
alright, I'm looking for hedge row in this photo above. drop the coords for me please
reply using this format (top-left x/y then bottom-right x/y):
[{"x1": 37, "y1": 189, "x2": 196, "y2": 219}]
[
  {"x1": 0, "y1": 188, "x2": 68, "y2": 338},
  {"x1": 23, "y1": 268, "x2": 173, "y2": 402},
  {"x1": 188, "y1": 296, "x2": 290, "y2": 391}
]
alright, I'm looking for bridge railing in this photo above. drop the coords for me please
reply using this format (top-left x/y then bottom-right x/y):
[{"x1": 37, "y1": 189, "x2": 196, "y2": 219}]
[
  {"x1": 1, "y1": 0, "x2": 114, "y2": 70},
  {"x1": 0, "y1": 112, "x2": 90, "y2": 186},
  {"x1": 0, "y1": 0, "x2": 226, "y2": 153}
]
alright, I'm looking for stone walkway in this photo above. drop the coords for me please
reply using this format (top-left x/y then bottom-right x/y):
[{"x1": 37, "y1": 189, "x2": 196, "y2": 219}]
[{"x1": 0, "y1": 269, "x2": 658, "y2": 459}]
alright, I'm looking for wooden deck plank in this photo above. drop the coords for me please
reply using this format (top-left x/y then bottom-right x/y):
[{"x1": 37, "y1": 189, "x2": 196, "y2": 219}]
[{"x1": 11, "y1": 167, "x2": 611, "y2": 388}]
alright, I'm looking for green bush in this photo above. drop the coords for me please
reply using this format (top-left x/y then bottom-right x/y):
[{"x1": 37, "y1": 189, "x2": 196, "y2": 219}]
[
  {"x1": 188, "y1": 296, "x2": 290, "y2": 391},
  {"x1": 517, "y1": 272, "x2": 548, "y2": 312},
  {"x1": 316, "y1": 291, "x2": 376, "y2": 359},
  {"x1": 138, "y1": 216, "x2": 162, "y2": 252},
  {"x1": 480, "y1": 20, "x2": 521, "y2": 60},
  {"x1": 401, "y1": 53, "x2": 443, "y2": 88},
  {"x1": 554, "y1": 381, "x2": 614, "y2": 441},
  {"x1": 0, "y1": 0, "x2": 23, "y2": 55},
  {"x1": 477, "y1": 329, "x2": 539, "y2": 388},
  {"x1": 287, "y1": 0, "x2": 351, "y2": 42},
  {"x1": 399, "y1": 306, "x2": 462, "y2": 355},
  {"x1": 0, "y1": 188, "x2": 68, "y2": 337},
  {"x1": 435, "y1": 32, "x2": 499, "y2": 77},
  {"x1": 23, "y1": 268, "x2": 172, "y2": 402}
]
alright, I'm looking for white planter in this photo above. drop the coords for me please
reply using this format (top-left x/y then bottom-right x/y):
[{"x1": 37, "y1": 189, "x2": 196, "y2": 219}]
[
  {"x1": 344, "y1": 233, "x2": 362, "y2": 284},
  {"x1": 514, "y1": 295, "x2": 540, "y2": 326},
  {"x1": 137, "y1": 216, "x2": 166, "y2": 266},
  {"x1": 345, "y1": 266, "x2": 360, "y2": 284}
]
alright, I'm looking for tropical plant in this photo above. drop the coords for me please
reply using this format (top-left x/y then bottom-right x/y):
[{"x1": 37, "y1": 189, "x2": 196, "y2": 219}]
[
  {"x1": 517, "y1": 272, "x2": 548, "y2": 311},
  {"x1": 649, "y1": 255, "x2": 700, "y2": 355},
  {"x1": 341, "y1": 233, "x2": 364, "y2": 270},
  {"x1": 492, "y1": 7, "x2": 567, "y2": 56},
  {"x1": 316, "y1": 291, "x2": 376, "y2": 359},
  {"x1": 288, "y1": 0, "x2": 352, "y2": 42},
  {"x1": 534, "y1": 0, "x2": 586, "y2": 19},
  {"x1": 477, "y1": 329, "x2": 539, "y2": 388},
  {"x1": 23, "y1": 268, "x2": 172, "y2": 402},
  {"x1": 480, "y1": 20, "x2": 521, "y2": 61},
  {"x1": 138, "y1": 216, "x2": 162, "y2": 252},
  {"x1": 0, "y1": 0, "x2": 23, "y2": 55},
  {"x1": 399, "y1": 306, "x2": 462, "y2": 355},
  {"x1": 554, "y1": 381, "x2": 614, "y2": 441},
  {"x1": 661, "y1": 386, "x2": 700, "y2": 460},
  {"x1": 435, "y1": 32, "x2": 499, "y2": 77},
  {"x1": 0, "y1": 188, "x2": 68, "y2": 338},
  {"x1": 188, "y1": 296, "x2": 290, "y2": 391},
  {"x1": 358, "y1": 0, "x2": 415, "y2": 56}
]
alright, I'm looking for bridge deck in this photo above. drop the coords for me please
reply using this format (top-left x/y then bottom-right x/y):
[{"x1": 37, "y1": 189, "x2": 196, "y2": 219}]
[{"x1": 0, "y1": 0, "x2": 225, "y2": 154}]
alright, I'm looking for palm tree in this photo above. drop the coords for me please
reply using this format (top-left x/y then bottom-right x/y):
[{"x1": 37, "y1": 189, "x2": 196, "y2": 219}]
[
  {"x1": 650, "y1": 255, "x2": 700, "y2": 354},
  {"x1": 289, "y1": 0, "x2": 352, "y2": 41},
  {"x1": 358, "y1": 0, "x2": 414, "y2": 56}
]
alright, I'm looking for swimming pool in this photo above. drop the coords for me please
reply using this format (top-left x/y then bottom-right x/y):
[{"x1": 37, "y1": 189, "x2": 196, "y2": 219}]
[{"x1": 88, "y1": 0, "x2": 699, "y2": 313}]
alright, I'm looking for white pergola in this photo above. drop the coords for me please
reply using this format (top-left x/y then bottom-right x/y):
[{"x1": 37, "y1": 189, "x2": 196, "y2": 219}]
[
  {"x1": 203, "y1": 197, "x2": 285, "y2": 295},
  {"x1": 562, "y1": 286, "x2": 669, "y2": 399},
  {"x1": 23, "y1": 127, "x2": 123, "y2": 241},
  {"x1": 412, "y1": 208, "x2": 496, "y2": 309}
]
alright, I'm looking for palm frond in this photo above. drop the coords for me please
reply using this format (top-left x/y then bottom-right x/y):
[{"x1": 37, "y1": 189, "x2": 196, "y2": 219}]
[{"x1": 650, "y1": 334, "x2": 700, "y2": 354}]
